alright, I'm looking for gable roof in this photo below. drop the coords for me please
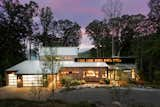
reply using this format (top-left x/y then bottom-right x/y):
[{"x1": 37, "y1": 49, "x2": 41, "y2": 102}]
[{"x1": 6, "y1": 60, "x2": 45, "y2": 74}]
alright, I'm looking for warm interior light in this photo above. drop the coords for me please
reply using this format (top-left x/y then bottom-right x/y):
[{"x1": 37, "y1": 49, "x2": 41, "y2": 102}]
[
  {"x1": 23, "y1": 75, "x2": 43, "y2": 86},
  {"x1": 8, "y1": 73, "x2": 17, "y2": 86},
  {"x1": 85, "y1": 70, "x2": 99, "y2": 77}
]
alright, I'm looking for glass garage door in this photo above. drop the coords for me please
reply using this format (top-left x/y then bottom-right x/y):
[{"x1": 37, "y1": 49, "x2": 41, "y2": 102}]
[
  {"x1": 8, "y1": 74, "x2": 17, "y2": 86},
  {"x1": 23, "y1": 75, "x2": 43, "y2": 86}
]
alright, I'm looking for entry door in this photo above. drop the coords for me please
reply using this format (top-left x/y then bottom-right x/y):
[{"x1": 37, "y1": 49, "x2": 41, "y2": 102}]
[{"x1": 8, "y1": 74, "x2": 17, "y2": 86}]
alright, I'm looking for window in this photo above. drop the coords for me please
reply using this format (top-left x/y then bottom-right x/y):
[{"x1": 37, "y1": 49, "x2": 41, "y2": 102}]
[
  {"x1": 102, "y1": 70, "x2": 107, "y2": 78},
  {"x1": 8, "y1": 73, "x2": 17, "y2": 86},
  {"x1": 104, "y1": 59, "x2": 112, "y2": 62},
  {"x1": 78, "y1": 59, "x2": 85, "y2": 62},
  {"x1": 86, "y1": 59, "x2": 94, "y2": 62},
  {"x1": 95, "y1": 59, "x2": 103, "y2": 62},
  {"x1": 23, "y1": 75, "x2": 43, "y2": 86},
  {"x1": 85, "y1": 70, "x2": 99, "y2": 78}
]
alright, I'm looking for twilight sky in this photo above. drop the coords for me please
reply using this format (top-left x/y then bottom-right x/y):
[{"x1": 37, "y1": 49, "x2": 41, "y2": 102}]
[
  {"x1": 21, "y1": 0, "x2": 150, "y2": 27},
  {"x1": 21, "y1": 0, "x2": 150, "y2": 49}
]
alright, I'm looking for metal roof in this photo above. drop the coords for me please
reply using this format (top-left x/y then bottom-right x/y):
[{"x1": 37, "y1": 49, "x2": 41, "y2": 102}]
[
  {"x1": 6, "y1": 60, "x2": 45, "y2": 74},
  {"x1": 61, "y1": 61, "x2": 109, "y2": 68},
  {"x1": 40, "y1": 47, "x2": 78, "y2": 56},
  {"x1": 6, "y1": 60, "x2": 109, "y2": 74}
]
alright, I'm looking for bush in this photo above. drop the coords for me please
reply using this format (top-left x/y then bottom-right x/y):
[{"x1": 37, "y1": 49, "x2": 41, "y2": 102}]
[
  {"x1": 71, "y1": 80, "x2": 81, "y2": 86},
  {"x1": 60, "y1": 76, "x2": 82, "y2": 88},
  {"x1": 80, "y1": 80, "x2": 86, "y2": 84},
  {"x1": 105, "y1": 79, "x2": 110, "y2": 84},
  {"x1": 61, "y1": 76, "x2": 73, "y2": 88}
]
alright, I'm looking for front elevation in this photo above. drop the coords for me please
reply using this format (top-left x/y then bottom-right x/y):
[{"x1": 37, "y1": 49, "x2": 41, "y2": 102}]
[{"x1": 5, "y1": 47, "x2": 139, "y2": 87}]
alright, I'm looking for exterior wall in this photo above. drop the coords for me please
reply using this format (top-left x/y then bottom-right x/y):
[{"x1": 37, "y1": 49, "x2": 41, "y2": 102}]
[
  {"x1": 59, "y1": 67, "x2": 107, "y2": 82},
  {"x1": 5, "y1": 72, "x2": 9, "y2": 86}
]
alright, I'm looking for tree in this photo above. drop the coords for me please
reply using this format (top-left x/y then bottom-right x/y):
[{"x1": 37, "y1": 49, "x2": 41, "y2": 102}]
[
  {"x1": 54, "y1": 19, "x2": 81, "y2": 47},
  {"x1": 102, "y1": 0, "x2": 122, "y2": 57},
  {"x1": 107, "y1": 14, "x2": 145, "y2": 56},
  {"x1": 38, "y1": 6, "x2": 54, "y2": 46},
  {"x1": 24, "y1": 1, "x2": 40, "y2": 60},
  {"x1": 118, "y1": 14, "x2": 146, "y2": 56},
  {"x1": 86, "y1": 19, "x2": 111, "y2": 57},
  {"x1": 134, "y1": 19, "x2": 158, "y2": 81},
  {"x1": 102, "y1": 0, "x2": 122, "y2": 21},
  {"x1": 41, "y1": 47, "x2": 61, "y2": 106},
  {"x1": 148, "y1": 0, "x2": 160, "y2": 20},
  {"x1": 38, "y1": 9, "x2": 81, "y2": 47},
  {"x1": 148, "y1": 0, "x2": 160, "y2": 32},
  {"x1": 0, "y1": 0, "x2": 33, "y2": 71}
]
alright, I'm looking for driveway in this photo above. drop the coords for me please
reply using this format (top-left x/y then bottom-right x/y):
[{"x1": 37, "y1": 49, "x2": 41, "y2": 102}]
[
  {"x1": 0, "y1": 86, "x2": 51, "y2": 100},
  {"x1": 0, "y1": 86, "x2": 160, "y2": 107},
  {"x1": 55, "y1": 87, "x2": 160, "y2": 107}
]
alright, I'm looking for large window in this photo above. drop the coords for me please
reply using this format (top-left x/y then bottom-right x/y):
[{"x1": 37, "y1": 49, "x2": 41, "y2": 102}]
[
  {"x1": 85, "y1": 70, "x2": 99, "y2": 78},
  {"x1": 8, "y1": 73, "x2": 17, "y2": 86},
  {"x1": 23, "y1": 75, "x2": 43, "y2": 86}
]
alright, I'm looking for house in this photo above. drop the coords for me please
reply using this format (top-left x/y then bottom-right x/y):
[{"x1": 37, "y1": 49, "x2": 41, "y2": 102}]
[{"x1": 5, "y1": 47, "x2": 138, "y2": 87}]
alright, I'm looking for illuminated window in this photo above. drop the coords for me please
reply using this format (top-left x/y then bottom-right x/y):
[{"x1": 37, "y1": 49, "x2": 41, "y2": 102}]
[
  {"x1": 104, "y1": 59, "x2": 112, "y2": 62},
  {"x1": 86, "y1": 59, "x2": 94, "y2": 62},
  {"x1": 23, "y1": 75, "x2": 43, "y2": 86},
  {"x1": 95, "y1": 59, "x2": 103, "y2": 62},
  {"x1": 85, "y1": 70, "x2": 99, "y2": 78},
  {"x1": 102, "y1": 71, "x2": 107, "y2": 78},
  {"x1": 131, "y1": 69, "x2": 135, "y2": 79},
  {"x1": 8, "y1": 73, "x2": 17, "y2": 86},
  {"x1": 78, "y1": 59, "x2": 86, "y2": 62},
  {"x1": 113, "y1": 58, "x2": 122, "y2": 63}
]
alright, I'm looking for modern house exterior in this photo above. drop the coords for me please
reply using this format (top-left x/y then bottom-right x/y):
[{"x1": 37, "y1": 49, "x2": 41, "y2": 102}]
[{"x1": 5, "y1": 47, "x2": 139, "y2": 87}]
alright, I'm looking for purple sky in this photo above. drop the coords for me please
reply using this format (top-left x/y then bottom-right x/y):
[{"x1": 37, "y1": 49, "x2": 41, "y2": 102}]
[{"x1": 22, "y1": 0, "x2": 150, "y2": 27}]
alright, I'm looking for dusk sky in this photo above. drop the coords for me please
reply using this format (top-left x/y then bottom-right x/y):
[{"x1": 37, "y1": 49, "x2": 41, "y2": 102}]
[
  {"x1": 22, "y1": 0, "x2": 150, "y2": 27},
  {"x1": 21, "y1": 0, "x2": 150, "y2": 49}
]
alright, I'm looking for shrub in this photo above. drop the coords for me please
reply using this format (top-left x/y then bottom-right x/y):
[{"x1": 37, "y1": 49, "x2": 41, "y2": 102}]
[
  {"x1": 60, "y1": 76, "x2": 73, "y2": 88},
  {"x1": 80, "y1": 80, "x2": 86, "y2": 84},
  {"x1": 61, "y1": 76, "x2": 82, "y2": 88},
  {"x1": 105, "y1": 79, "x2": 110, "y2": 84},
  {"x1": 71, "y1": 80, "x2": 81, "y2": 86}
]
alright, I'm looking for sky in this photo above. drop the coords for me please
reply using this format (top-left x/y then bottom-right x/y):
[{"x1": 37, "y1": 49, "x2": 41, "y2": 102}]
[
  {"x1": 21, "y1": 0, "x2": 150, "y2": 50},
  {"x1": 21, "y1": 0, "x2": 150, "y2": 27}
]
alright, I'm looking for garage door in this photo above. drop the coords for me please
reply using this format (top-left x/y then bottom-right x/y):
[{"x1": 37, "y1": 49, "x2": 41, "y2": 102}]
[
  {"x1": 22, "y1": 75, "x2": 43, "y2": 86},
  {"x1": 8, "y1": 74, "x2": 17, "y2": 86}
]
